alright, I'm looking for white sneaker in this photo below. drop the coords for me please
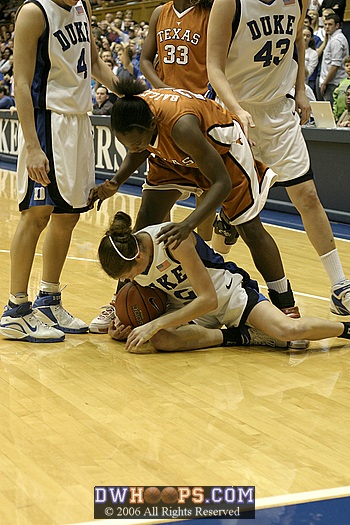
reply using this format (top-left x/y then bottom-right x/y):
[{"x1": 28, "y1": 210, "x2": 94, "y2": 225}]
[
  {"x1": 247, "y1": 326, "x2": 288, "y2": 348},
  {"x1": 0, "y1": 302, "x2": 65, "y2": 343},
  {"x1": 330, "y1": 280, "x2": 350, "y2": 315},
  {"x1": 33, "y1": 293, "x2": 88, "y2": 334},
  {"x1": 89, "y1": 304, "x2": 116, "y2": 333}
]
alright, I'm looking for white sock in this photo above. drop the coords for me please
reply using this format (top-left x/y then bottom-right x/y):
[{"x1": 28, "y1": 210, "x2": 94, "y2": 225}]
[
  {"x1": 320, "y1": 249, "x2": 346, "y2": 287},
  {"x1": 39, "y1": 280, "x2": 60, "y2": 294},
  {"x1": 266, "y1": 276, "x2": 288, "y2": 294},
  {"x1": 10, "y1": 293, "x2": 28, "y2": 305}
]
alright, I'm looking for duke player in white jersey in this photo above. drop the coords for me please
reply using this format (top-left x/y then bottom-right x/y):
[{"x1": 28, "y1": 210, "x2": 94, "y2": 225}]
[
  {"x1": 97, "y1": 211, "x2": 350, "y2": 353},
  {"x1": 207, "y1": 0, "x2": 350, "y2": 316},
  {"x1": 0, "y1": 0, "x2": 119, "y2": 343}
]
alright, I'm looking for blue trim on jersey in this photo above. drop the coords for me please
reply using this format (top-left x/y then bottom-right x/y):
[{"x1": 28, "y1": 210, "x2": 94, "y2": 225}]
[
  {"x1": 193, "y1": 232, "x2": 259, "y2": 291},
  {"x1": 27, "y1": 0, "x2": 51, "y2": 110},
  {"x1": 230, "y1": 0, "x2": 241, "y2": 45}
]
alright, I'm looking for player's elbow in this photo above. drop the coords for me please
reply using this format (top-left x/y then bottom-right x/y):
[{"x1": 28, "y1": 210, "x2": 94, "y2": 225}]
[{"x1": 204, "y1": 294, "x2": 218, "y2": 313}]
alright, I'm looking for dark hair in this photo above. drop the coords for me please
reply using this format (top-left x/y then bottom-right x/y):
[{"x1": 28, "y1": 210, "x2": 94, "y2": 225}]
[
  {"x1": 190, "y1": 0, "x2": 213, "y2": 8},
  {"x1": 111, "y1": 78, "x2": 153, "y2": 134},
  {"x1": 96, "y1": 85, "x2": 108, "y2": 95},
  {"x1": 303, "y1": 25, "x2": 316, "y2": 49},
  {"x1": 325, "y1": 13, "x2": 341, "y2": 25},
  {"x1": 98, "y1": 211, "x2": 139, "y2": 279}
]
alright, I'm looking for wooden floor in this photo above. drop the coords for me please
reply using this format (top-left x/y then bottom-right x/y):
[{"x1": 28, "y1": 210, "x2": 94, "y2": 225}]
[{"x1": 1, "y1": 168, "x2": 350, "y2": 525}]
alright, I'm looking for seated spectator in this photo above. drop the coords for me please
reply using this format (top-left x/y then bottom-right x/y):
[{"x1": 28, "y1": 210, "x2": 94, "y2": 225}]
[
  {"x1": 303, "y1": 26, "x2": 319, "y2": 82},
  {"x1": 96, "y1": 60, "x2": 118, "y2": 103},
  {"x1": 0, "y1": 85, "x2": 15, "y2": 109},
  {"x1": 318, "y1": 0, "x2": 346, "y2": 22},
  {"x1": 92, "y1": 85, "x2": 113, "y2": 115},
  {"x1": 308, "y1": 8, "x2": 325, "y2": 41},
  {"x1": 100, "y1": 49, "x2": 118, "y2": 74},
  {"x1": 116, "y1": 45, "x2": 150, "y2": 88},
  {"x1": 336, "y1": 85, "x2": 350, "y2": 126},
  {"x1": 0, "y1": 48, "x2": 13, "y2": 74},
  {"x1": 333, "y1": 56, "x2": 350, "y2": 121},
  {"x1": 108, "y1": 18, "x2": 127, "y2": 44}
]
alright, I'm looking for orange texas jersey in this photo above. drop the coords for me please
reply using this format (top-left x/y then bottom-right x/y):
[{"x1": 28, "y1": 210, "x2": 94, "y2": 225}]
[
  {"x1": 155, "y1": 2, "x2": 210, "y2": 95},
  {"x1": 139, "y1": 88, "x2": 241, "y2": 167}
]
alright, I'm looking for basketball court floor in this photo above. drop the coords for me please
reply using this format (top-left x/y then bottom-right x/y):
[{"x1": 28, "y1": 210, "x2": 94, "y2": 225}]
[{"x1": 0, "y1": 167, "x2": 350, "y2": 524}]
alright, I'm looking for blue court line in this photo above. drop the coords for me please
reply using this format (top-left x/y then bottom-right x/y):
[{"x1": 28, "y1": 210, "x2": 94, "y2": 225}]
[{"x1": 158, "y1": 495, "x2": 350, "y2": 524}]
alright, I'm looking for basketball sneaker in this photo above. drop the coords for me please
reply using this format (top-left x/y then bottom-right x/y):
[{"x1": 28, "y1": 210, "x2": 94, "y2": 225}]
[
  {"x1": 89, "y1": 304, "x2": 116, "y2": 334},
  {"x1": 213, "y1": 210, "x2": 240, "y2": 246},
  {"x1": 222, "y1": 324, "x2": 287, "y2": 348},
  {"x1": 330, "y1": 280, "x2": 350, "y2": 315},
  {"x1": 243, "y1": 326, "x2": 288, "y2": 348},
  {"x1": 0, "y1": 302, "x2": 65, "y2": 343},
  {"x1": 33, "y1": 293, "x2": 88, "y2": 334}
]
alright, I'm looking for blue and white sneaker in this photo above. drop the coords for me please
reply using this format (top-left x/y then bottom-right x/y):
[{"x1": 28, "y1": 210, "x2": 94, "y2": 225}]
[
  {"x1": 0, "y1": 302, "x2": 65, "y2": 343},
  {"x1": 330, "y1": 280, "x2": 350, "y2": 315},
  {"x1": 33, "y1": 293, "x2": 88, "y2": 333}
]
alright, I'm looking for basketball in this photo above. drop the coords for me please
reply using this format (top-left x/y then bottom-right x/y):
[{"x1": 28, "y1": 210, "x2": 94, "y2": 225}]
[
  {"x1": 144, "y1": 487, "x2": 161, "y2": 504},
  {"x1": 161, "y1": 487, "x2": 178, "y2": 504},
  {"x1": 115, "y1": 282, "x2": 167, "y2": 328}
]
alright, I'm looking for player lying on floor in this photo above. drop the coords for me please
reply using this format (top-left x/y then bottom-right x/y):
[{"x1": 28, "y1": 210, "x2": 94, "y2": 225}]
[
  {"x1": 98, "y1": 211, "x2": 350, "y2": 354},
  {"x1": 88, "y1": 78, "x2": 305, "y2": 344}
]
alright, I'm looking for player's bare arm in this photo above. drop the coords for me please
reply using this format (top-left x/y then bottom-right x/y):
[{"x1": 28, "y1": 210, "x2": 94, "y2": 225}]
[
  {"x1": 207, "y1": 0, "x2": 255, "y2": 137},
  {"x1": 140, "y1": 6, "x2": 170, "y2": 89},
  {"x1": 155, "y1": 115, "x2": 232, "y2": 248},
  {"x1": 87, "y1": 150, "x2": 150, "y2": 209},
  {"x1": 125, "y1": 234, "x2": 217, "y2": 351},
  {"x1": 86, "y1": 1, "x2": 120, "y2": 94},
  {"x1": 14, "y1": 3, "x2": 50, "y2": 186}
]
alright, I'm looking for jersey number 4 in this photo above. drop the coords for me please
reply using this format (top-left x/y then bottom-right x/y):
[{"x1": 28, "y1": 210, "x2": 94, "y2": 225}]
[
  {"x1": 77, "y1": 48, "x2": 88, "y2": 79},
  {"x1": 254, "y1": 38, "x2": 290, "y2": 67}
]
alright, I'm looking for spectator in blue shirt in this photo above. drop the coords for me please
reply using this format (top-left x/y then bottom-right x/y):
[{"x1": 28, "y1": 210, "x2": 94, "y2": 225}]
[{"x1": 0, "y1": 85, "x2": 15, "y2": 109}]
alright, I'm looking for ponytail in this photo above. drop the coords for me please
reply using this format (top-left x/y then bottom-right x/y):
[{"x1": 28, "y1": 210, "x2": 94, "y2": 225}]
[
  {"x1": 111, "y1": 78, "x2": 154, "y2": 135},
  {"x1": 98, "y1": 211, "x2": 139, "y2": 279}
]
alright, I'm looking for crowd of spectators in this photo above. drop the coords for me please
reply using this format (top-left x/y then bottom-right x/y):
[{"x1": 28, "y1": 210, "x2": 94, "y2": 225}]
[
  {"x1": 0, "y1": 12, "x2": 14, "y2": 106},
  {"x1": 0, "y1": 0, "x2": 350, "y2": 124},
  {"x1": 304, "y1": 3, "x2": 350, "y2": 123},
  {"x1": 90, "y1": 7, "x2": 152, "y2": 111}
]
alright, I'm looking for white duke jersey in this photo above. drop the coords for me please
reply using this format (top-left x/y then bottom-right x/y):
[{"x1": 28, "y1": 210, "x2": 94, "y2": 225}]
[
  {"x1": 134, "y1": 224, "x2": 255, "y2": 327},
  {"x1": 22, "y1": 0, "x2": 92, "y2": 113},
  {"x1": 225, "y1": 0, "x2": 302, "y2": 104}
]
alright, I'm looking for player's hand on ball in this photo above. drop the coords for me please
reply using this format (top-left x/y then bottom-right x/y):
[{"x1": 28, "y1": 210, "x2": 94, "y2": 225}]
[
  {"x1": 155, "y1": 221, "x2": 192, "y2": 249},
  {"x1": 125, "y1": 322, "x2": 159, "y2": 352},
  {"x1": 108, "y1": 318, "x2": 132, "y2": 341},
  {"x1": 87, "y1": 179, "x2": 119, "y2": 210}
]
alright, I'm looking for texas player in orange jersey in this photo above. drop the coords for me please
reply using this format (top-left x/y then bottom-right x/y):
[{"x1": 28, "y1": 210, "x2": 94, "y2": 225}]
[
  {"x1": 88, "y1": 79, "x2": 307, "y2": 349},
  {"x1": 140, "y1": 0, "x2": 212, "y2": 96},
  {"x1": 140, "y1": 0, "x2": 215, "y2": 244},
  {"x1": 88, "y1": 1, "x2": 216, "y2": 335}
]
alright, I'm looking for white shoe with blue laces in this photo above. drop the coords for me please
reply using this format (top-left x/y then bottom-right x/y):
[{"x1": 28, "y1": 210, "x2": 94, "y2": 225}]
[{"x1": 330, "y1": 280, "x2": 350, "y2": 315}]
